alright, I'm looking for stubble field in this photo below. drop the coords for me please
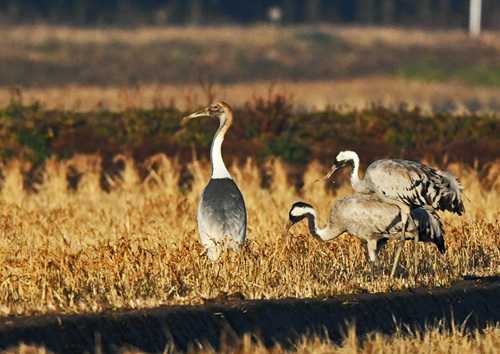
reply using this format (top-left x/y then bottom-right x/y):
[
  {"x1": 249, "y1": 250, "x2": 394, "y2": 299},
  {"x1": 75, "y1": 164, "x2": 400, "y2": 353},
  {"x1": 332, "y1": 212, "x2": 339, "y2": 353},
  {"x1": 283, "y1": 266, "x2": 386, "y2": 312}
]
[
  {"x1": 1, "y1": 153, "x2": 500, "y2": 352},
  {"x1": 1, "y1": 24, "x2": 500, "y2": 352},
  {"x1": 1, "y1": 153, "x2": 499, "y2": 315}
]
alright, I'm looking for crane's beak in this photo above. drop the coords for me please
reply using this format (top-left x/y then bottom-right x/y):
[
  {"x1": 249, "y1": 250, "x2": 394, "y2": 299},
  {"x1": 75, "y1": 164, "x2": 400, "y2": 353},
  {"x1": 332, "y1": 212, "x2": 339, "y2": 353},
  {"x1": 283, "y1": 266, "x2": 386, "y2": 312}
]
[
  {"x1": 281, "y1": 219, "x2": 294, "y2": 237},
  {"x1": 182, "y1": 107, "x2": 210, "y2": 125},
  {"x1": 324, "y1": 165, "x2": 339, "y2": 181}
]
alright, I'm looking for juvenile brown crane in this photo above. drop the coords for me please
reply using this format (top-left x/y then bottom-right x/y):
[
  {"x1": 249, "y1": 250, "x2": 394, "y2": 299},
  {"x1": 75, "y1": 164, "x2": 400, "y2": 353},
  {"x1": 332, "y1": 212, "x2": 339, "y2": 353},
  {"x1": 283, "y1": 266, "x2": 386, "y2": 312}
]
[
  {"x1": 324, "y1": 150, "x2": 464, "y2": 279},
  {"x1": 183, "y1": 102, "x2": 246, "y2": 260},
  {"x1": 283, "y1": 195, "x2": 445, "y2": 278}
]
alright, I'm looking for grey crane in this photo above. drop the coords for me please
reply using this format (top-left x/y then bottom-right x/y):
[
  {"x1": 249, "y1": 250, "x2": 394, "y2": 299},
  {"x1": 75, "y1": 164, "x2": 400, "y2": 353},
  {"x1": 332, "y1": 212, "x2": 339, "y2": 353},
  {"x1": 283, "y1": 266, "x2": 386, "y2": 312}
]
[
  {"x1": 183, "y1": 102, "x2": 247, "y2": 260},
  {"x1": 282, "y1": 195, "x2": 445, "y2": 278},
  {"x1": 324, "y1": 150, "x2": 464, "y2": 279}
]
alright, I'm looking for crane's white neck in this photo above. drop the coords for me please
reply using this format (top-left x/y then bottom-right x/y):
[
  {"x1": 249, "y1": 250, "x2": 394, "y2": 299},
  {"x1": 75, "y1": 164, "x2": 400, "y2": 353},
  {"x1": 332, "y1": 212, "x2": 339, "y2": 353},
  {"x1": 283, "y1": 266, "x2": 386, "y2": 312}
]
[
  {"x1": 348, "y1": 154, "x2": 370, "y2": 193},
  {"x1": 210, "y1": 116, "x2": 232, "y2": 179}
]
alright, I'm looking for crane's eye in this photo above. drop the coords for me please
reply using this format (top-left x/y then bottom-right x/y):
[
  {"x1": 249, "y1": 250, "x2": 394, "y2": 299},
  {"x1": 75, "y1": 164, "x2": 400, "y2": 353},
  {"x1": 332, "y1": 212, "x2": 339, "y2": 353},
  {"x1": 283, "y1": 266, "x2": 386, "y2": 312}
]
[{"x1": 210, "y1": 104, "x2": 220, "y2": 112}]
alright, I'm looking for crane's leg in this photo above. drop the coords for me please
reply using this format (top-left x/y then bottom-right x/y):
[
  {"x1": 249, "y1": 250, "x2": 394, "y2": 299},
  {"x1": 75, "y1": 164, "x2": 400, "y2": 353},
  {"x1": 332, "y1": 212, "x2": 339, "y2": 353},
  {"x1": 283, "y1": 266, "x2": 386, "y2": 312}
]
[
  {"x1": 390, "y1": 211, "x2": 409, "y2": 278},
  {"x1": 367, "y1": 240, "x2": 378, "y2": 281},
  {"x1": 410, "y1": 215, "x2": 419, "y2": 286},
  {"x1": 372, "y1": 257, "x2": 382, "y2": 280}
]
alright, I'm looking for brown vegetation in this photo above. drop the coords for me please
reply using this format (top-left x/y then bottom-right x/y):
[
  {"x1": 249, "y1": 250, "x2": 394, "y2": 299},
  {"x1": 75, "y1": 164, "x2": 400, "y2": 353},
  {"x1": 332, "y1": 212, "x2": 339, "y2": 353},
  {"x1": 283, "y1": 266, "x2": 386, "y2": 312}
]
[
  {"x1": 10, "y1": 323, "x2": 500, "y2": 353},
  {"x1": 193, "y1": 323, "x2": 500, "y2": 353},
  {"x1": 2, "y1": 96, "x2": 499, "y2": 179}
]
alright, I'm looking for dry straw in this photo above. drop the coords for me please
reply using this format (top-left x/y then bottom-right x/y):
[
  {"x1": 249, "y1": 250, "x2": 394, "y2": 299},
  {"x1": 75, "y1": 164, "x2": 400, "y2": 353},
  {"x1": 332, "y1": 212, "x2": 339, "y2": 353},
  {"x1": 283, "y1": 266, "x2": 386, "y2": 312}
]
[{"x1": 0, "y1": 154, "x2": 498, "y2": 317}]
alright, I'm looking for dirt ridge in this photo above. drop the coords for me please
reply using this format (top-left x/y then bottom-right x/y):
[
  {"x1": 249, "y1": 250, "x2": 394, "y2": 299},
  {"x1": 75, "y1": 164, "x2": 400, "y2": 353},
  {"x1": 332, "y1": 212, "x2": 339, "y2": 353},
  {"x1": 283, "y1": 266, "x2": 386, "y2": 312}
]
[{"x1": 1, "y1": 276, "x2": 500, "y2": 353}]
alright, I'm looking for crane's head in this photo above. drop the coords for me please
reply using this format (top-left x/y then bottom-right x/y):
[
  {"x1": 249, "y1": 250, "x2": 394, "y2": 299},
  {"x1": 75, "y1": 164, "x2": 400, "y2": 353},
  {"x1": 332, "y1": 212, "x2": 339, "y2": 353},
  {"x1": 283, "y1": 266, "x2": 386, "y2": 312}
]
[
  {"x1": 282, "y1": 201, "x2": 315, "y2": 237},
  {"x1": 182, "y1": 102, "x2": 232, "y2": 125},
  {"x1": 324, "y1": 150, "x2": 359, "y2": 181}
]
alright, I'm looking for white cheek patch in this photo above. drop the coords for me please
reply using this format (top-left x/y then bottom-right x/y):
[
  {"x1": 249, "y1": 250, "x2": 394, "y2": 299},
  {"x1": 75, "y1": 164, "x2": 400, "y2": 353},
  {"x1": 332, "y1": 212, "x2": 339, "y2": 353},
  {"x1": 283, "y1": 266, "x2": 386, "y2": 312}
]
[
  {"x1": 291, "y1": 206, "x2": 315, "y2": 217},
  {"x1": 337, "y1": 150, "x2": 356, "y2": 163},
  {"x1": 337, "y1": 153, "x2": 347, "y2": 161}
]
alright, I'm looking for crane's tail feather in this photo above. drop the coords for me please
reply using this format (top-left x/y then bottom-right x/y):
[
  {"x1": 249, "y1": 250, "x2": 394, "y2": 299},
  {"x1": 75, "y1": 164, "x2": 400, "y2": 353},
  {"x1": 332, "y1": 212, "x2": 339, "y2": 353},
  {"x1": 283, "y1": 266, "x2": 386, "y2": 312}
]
[
  {"x1": 437, "y1": 171, "x2": 465, "y2": 215},
  {"x1": 412, "y1": 207, "x2": 446, "y2": 254}
]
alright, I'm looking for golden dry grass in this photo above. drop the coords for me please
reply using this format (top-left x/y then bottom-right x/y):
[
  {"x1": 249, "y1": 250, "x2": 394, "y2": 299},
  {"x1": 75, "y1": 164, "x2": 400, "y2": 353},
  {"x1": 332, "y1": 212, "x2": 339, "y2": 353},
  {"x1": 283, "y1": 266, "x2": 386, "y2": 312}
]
[
  {"x1": 4, "y1": 25, "x2": 500, "y2": 54},
  {"x1": 0, "y1": 154, "x2": 499, "y2": 317},
  {"x1": 2, "y1": 25, "x2": 500, "y2": 113},
  {"x1": 3, "y1": 78, "x2": 500, "y2": 114}
]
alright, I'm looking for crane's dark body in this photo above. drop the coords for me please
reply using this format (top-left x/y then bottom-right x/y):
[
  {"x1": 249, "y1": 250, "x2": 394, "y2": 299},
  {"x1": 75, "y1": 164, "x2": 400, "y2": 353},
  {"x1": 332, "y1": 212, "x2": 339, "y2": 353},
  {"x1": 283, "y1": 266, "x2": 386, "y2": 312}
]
[{"x1": 198, "y1": 178, "x2": 246, "y2": 259}]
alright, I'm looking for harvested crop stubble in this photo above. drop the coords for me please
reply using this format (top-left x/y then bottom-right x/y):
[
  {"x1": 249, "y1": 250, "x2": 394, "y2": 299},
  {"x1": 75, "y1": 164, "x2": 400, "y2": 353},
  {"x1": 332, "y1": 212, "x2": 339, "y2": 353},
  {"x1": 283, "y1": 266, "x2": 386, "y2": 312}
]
[{"x1": 0, "y1": 154, "x2": 499, "y2": 316}]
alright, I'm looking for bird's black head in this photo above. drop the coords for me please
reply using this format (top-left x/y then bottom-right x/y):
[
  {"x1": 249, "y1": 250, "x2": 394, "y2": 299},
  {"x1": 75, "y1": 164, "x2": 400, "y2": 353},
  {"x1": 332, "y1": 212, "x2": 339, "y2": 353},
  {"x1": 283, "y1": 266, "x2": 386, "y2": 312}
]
[
  {"x1": 333, "y1": 158, "x2": 348, "y2": 169},
  {"x1": 282, "y1": 201, "x2": 315, "y2": 237},
  {"x1": 288, "y1": 201, "x2": 315, "y2": 224},
  {"x1": 334, "y1": 150, "x2": 358, "y2": 169},
  {"x1": 324, "y1": 151, "x2": 358, "y2": 181}
]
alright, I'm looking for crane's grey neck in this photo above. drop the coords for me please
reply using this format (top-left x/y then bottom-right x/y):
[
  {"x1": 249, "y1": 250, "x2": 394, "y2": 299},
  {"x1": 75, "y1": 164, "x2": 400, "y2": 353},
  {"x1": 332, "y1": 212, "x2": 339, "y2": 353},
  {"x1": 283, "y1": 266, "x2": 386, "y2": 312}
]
[
  {"x1": 210, "y1": 115, "x2": 231, "y2": 179},
  {"x1": 304, "y1": 211, "x2": 342, "y2": 242},
  {"x1": 348, "y1": 156, "x2": 371, "y2": 194}
]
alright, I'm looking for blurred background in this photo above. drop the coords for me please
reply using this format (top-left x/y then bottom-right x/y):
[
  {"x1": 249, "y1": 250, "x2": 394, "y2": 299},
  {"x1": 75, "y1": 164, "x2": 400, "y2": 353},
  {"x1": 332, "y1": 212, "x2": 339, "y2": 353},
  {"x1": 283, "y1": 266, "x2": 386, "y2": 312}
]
[
  {"x1": 1, "y1": 0, "x2": 499, "y2": 28},
  {"x1": 1, "y1": 0, "x2": 500, "y2": 113},
  {"x1": 0, "y1": 0, "x2": 500, "y2": 175}
]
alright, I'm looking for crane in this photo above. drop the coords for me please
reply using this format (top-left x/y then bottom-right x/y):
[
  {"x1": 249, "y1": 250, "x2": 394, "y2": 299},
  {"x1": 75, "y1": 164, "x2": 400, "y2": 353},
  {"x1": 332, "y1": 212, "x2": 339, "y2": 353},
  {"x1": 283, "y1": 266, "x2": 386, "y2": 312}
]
[
  {"x1": 324, "y1": 150, "x2": 464, "y2": 279},
  {"x1": 183, "y1": 102, "x2": 247, "y2": 260},
  {"x1": 283, "y1": 195, "x2": 445, "y2": 278}
]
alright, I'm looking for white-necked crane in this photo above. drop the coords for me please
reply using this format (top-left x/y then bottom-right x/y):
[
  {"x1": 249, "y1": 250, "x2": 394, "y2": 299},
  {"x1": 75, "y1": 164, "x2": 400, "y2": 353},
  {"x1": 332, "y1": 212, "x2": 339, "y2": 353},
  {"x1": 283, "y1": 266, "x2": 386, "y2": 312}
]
[
  {"x1": 183, "y1": 102, "x2": 247, "y2": 260},
  {"x1": 282, "y1": 195, "x2": 445, "y2": 278},
  {"x1": 324, "y1": 150, "x2": 464, "y2": 279}
]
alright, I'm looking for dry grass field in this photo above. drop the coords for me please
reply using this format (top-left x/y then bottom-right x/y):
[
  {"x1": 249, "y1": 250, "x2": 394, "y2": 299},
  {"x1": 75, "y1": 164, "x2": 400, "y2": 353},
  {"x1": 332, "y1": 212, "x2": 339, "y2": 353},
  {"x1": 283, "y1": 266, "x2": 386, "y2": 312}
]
[
  {"x1": 0, "y1": 154, "x2": 499, "y2": 352},
  {"x1": 2, "y1": 24, "x2": 500, "y2": 352},
  {"x1": 185, "y1": 323, "x2": 500, "y2": 353},
  {"x1": 0, "y1": 154, "x2": 499, "y2": 318},
  {"x1": 210, "y1": 324, "x2": 500, "y2": 353},
  {"x1": 12, "y1": 323, "x2": 500, "y2": 353},
  {"x1": 4, "y1": 77, "x2": 500, "y2": 114}
]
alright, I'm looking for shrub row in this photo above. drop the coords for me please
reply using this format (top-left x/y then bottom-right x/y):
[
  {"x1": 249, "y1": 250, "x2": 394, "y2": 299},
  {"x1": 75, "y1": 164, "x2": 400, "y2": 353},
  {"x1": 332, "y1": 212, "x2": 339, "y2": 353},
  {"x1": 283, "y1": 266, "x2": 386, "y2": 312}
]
[{"x1": 1, "y1": 95, "x2": 499, "y2": 170}]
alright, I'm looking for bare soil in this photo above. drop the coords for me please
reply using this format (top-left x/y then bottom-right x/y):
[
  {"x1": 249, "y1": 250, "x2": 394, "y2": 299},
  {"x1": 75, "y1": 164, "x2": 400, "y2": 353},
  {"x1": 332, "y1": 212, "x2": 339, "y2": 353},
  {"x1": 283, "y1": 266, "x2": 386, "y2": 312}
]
[{"x1": 1, "y1": 276, "x2": 499, "y2": 353}]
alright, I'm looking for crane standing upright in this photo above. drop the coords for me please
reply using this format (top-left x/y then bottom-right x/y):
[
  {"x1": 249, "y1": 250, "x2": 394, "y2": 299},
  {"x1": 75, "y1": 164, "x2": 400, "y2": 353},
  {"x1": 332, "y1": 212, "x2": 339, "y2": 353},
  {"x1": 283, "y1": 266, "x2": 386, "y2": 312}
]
[{"x1": 183, "y1": 102, "x2": 247, "y2": 260}]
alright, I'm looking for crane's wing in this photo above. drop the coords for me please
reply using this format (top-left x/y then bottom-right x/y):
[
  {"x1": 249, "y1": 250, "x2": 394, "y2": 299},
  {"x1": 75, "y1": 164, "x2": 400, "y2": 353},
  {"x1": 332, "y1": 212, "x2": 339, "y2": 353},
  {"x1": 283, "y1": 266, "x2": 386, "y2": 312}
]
[
  {"x1": 198, "y1": 178, "x2": 247, "y2": 248},
  {"x1": 366, "y1": 159, "x2": 464, "y2": 214}
]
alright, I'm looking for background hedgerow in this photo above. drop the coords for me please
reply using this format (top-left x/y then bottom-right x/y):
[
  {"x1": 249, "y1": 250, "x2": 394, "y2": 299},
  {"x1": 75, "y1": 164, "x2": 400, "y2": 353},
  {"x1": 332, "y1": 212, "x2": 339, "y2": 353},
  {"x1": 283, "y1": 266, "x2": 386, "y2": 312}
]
[{"x1": 0, "y1": 96, "x2": 499, "y2": 189}]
